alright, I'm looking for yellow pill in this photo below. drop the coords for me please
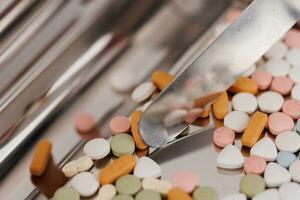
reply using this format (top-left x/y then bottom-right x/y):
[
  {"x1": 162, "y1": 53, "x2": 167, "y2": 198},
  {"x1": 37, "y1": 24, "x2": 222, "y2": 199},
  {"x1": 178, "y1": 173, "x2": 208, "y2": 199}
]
[
  {"x1": 30, "y1": 140, "x2": 52, "y2": 176},
  {"x1": 212, "y1": 92, "x2": 229, "y2": 120},
  {"x1": 151, "y1": 70, "x2": 173, "y2": 91},
  {"x1": 241, "y1": 111, "x2": 268, "y2": 147},
  {"x1": 167, "y1": 188, "x2": 193, "y2": 200},
  {"x1": 229, "y1": 77, "x2": 258, "y2": 95},
  {"x1": 131, "y1": 111, "x2": 148, "y2": 150}
]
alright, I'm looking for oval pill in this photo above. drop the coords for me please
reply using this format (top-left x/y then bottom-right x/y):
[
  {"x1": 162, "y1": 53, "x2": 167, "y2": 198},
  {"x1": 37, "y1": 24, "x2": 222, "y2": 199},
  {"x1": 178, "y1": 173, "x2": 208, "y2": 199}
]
[
  {"x1": 70, "y1": 172, "x2": 99, "y2": 197},
  {"x1": 229, "y1": 77, "x2": 258, "y2": 95},
  {"x1": 110, "y1": 134, "x2": 135, "y2": 157},
  {"x1": 109, "y1": 116, "x2": 131, "y2": 134},
  {"x1": 212, "y1": 92, "x2": 229, "y2": 119},
  {"x1": 251, "y1": 70, "x2": 272, "y2": 90},
  {"x1": 213, "y1": 127, "x2": 235, "y2": 148},
  {"x1": 116, "y1": 175, "x2": 141, "y2": 195},
  {"x1": 109, "y1": 70, "x2": 136, "y2": 92},
  {"x1": 30, "y1": 140, "x2": 52, "y2": 176},
  {"x1": 270, "y1": 76, "x2": 294, "y2": 96},
  {"x1": 84, "y1": 138, "x2": 110, "y2": 160},
  {"x1": 276, "y1": 151, "x2": 296, "y2": 168},
  {"x1": 268, "y1": 112, "x2": 294, "y2": 135},
  {"x1": 131, "y1": 111, "x2": 148, "y2": 150},
  {"x1": 224, "y1": 111, "x2": 250, "y2": 133},
  {"x1": 232, "y1": 92, "x2": 257, "y2": 114},
  {"x1": 75, "y1": 113, "x2": 96, "y2": 135},
  {"x1": 151, "y1": 69, "x2": 173, "y2": 91},
  {"x1": 286, "y1": 48, "x2": 300, "y2": 68},
  {"x1": 275, "y1": 131, "x2": 300, "y2": 153},
  {"x1": 131, "y1": 82, "x2": 156, "y2": 102},
  {"x1": 288, "y1": 66, "x2": 300, "y2": 83},
  {"x1": 257, "y1": 91, "x2": 284, "y2": 113},
  {"x1": 243, "y1": 156, "x2": 267, "y2": 175},
  {"x1": 282, "y1": 99, "x2": 300, "y2": 119},
  {"x1": 239, "y1": 174, "x2": 265, "y2": 198},
  {"x1": 262, "y1": 58, "x2": 290, "y2": 77}
]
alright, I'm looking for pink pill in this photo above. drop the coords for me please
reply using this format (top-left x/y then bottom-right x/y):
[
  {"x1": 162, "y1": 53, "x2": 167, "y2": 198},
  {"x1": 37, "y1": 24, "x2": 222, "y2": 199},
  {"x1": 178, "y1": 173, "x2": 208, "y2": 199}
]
[
  {"x1": 109, "y1": 116, "x2": 131, "y2": 134},
  {"x1": 284, "y1": 29, "x2": 300, "y2": 48},
  {"x1": 213, "y1": 127, "x2": 235, "y2": 148},
  {"x1": 268, "y1": 112, "x2": 294, "y2": 135},
  {"x1": 171, "y1": 171, "x2": 200, "y2": 193},
  {"x1": 251, "y1": 70, "x2": 272, "y2": 90},
  {"x1": 271, "y1": 76, "x2": 294, "y2": 96},
  {"x1": 282, "y1": 99, "x2": 300, "y2": 119},
  {"x1": 75, "y1": 113, "x2": 96, "y2": 134},
  {"x1": 244, "y1": 156, "x2": 267, "y2": 175}
]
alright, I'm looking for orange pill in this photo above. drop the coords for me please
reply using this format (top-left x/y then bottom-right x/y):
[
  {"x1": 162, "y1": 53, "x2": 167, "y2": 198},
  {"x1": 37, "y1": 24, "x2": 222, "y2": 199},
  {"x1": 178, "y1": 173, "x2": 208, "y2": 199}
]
[
  {"x1": 167, "y1": 188, "x2": 193, "y2": 200},
  {"x1": 99, "y1": 155, "x2": 136, "y2": 185},
  {"x1": 131, "y1": 111, "x2": 148, "y2": 150},
  {"x1": 212, "y1": 92, "x2": 229, "y2": 119},
  {"x1": 241, "y1": 111, "x2": 268, "y2": 148},
  {"x1": 30, "y1": 140, "x2": 52, "y2": 176},
  {"x1": 229, "y1": 77, "x2": 258, "y2": 95},
  {"x1": 151, "y1": 69, "x2": 173, "y2": 91}
]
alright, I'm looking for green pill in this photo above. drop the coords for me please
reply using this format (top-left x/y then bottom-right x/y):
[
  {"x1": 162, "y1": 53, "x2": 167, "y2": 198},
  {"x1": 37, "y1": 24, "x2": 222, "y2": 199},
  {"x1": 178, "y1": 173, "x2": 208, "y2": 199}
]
[
  {"x1": 110, "y1": 134, "x2": 135, "y2": 157},
  {"x1": 192, "y1": 186, "x2": 219, "y2": 200},
  {"x1": 239, "y1": 174, "x2": 266, "y2": 198},
  {"x1": 135, "y1": 189, "x2": 162, "y2": 200},
  {"x1": 116, "y1": 174, "x2": 141, "y2": 195},
  {"x1": 53, "y1": 187, "x2": 80, "y2": 200},
  {"x1": 112, "y1": 194, "x2": 134, "y2": 200}
]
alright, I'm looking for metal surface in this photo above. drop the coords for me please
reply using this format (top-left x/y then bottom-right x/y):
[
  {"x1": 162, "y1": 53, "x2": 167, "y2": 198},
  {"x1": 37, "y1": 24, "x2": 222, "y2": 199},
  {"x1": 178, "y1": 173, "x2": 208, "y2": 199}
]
[{"x1": 140, "y1": 0, "x2": 300, "y2": 147}]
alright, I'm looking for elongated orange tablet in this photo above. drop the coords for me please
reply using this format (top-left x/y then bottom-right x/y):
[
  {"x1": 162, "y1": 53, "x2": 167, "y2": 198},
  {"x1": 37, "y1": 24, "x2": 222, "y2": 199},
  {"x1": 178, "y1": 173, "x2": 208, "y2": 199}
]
[
  {"x1": 229, "y1": 77, "x2": 258, "y2": 95},
  {"x1": 212, "y1": 92, "x2": 229, "y2": 119},
  {"x1": 151, "y1": 70, "x2": 173, "y2": 91},
  {"x1": 131, "y1": 111, "x2": 148, "y2": 149},
  {"x1": 30, "y1": 140, "x2": 52, "y2": 176},
  {"x1": 168, "y1": 188, "x2": 193, "y2": 200},
  {"x1": 241, "y1": 111, "x2": 268, "y2": 147},
  {"x1": 99, "y1": 155, "x2": 136, "y2": 185}
]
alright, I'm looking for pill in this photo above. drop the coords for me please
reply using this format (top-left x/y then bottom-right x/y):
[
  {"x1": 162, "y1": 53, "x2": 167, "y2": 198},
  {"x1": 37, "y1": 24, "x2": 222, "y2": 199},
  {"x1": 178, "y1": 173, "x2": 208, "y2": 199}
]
[
  {"x1": 131, "y1": 82, "x2": 156, "y2": 102},
  {"x1": 84, "y1": 138, "x2": 110, "y2": 160},
  {"x1": 62, "y1": 156, "x2": 93, "y2": 177},
  {"x1": 75, "y1": 113, "x2": 97, "y2": 136},
  {"x1": 257, "y1": 91, "x2": 284, "y2": 113},
  {"x1": 115, "y1": 175, "x2": 141, "y2": 195},
  {"x1": 268, "y1": 112, "x2": 294, "y2": 135},
  {"x1": 239, "y1": 174, "x2": 265, "y2": 198},
  {"x1": 53, "y1": 187, "x2": 80, "y2": 200},
  {"x1": 252, "y1": 189, "x2": 280, "y2": 200},
  {"x1": 232, "y1": 92, "x2": 257, "y2": 114},
  {"x1": 286, "y1": 48, "x2": 300, "y2": 67},
  {"x1": 136, "y1": 148, "x2": 149, "y2": 157},
  {"x1": 167, "y1": 188, "x2": 193, "y2": 200},
  {"x1": 276, "y1": 151, "x2": 297, "y2": 168},
  {"x1": 97, "y1": 184, "x2": 117, "y2": 199},
  {"x1": 250, "y1": 137, "x2": 278, "y2": 161},
  {"x1": 109, "y1": 70, "x2": 137, "y2": 92},
  {"x1": 184, "y1": 108, "x2": 203, "y2": 123},
  {"x1": 30, "y1": 140, "x2": 52, "y2": 176},
  {"x1": 221, "y1": 193, "x2": 247, "y2": 200},
  {"x1": 192, "y1": 186, "x2": 219, "y2": 200},
  {"x1": 229, "y1": 77, "x2": 258, "y2": 95},
  {"x1": 275, "y1": 131, "x2": 300, "y2": 153},
  {"x1": 151, "y1": 69, "x2": 173, "y2": 91},
  {"x1": 243, "y1": 156, "x2": 267, "y2": 175},
  {"x1": 212, "y1": 92, "x2": 229, "y2": 119},
  {"x1": 71, "y1": 172, "x2": 99, "y2": 197},
  {"x1": 110, "y1": 134, "x2": 135, "y2": 157},
  {"x1": 284, "y1": 29, "x2": 300, "y2": 48},
  {"x1": 134, "y1": 156, "x2": 161, "y2": 179},
  {"x1": 251, "y1": 70, "x2": 272, "y2": 90},
  {"x1": 262, "y1": 58, "x2": 290, "y2": 77},
  {"x1": 224, "y1": 111, "x2": 250, "y2": 133},
  {"x1": 296, "y1": 119, "x2": 300, "y2": 134},
  {"x1": 243, "y1": 64, "x2": 256, "y2": 77},
  {"x1": 142, "y1": 178, "x2": 173, "y2": 195},
  {"x1": 282, "y1": 99, "x2": 300, "y2": 119},
  {"x1": 163, "y1": 109, "x2": 188, "y2": 127},
  {"x1": 265, "y1": 41, "x2": 288, "y2": 59},
  {"x1": 264, "y1": 162, "x2": 291, "y2": 188},
  {"x1": 112, "y1": 194, "x2": 134, "y2": 200},
  {"x1": 131, "y1": 111, "x2": 148, "y2": 150},
  {"x1": 135, "y1": 189, "x2": 161, "y2": 200},
  {"x1": 213, "y1": 127, "x2": 235, "y2": 148},
  {"x1": 291, "y1": 83, "x2": 300, "y2": 100},
  {"x1": 171, "y1": 171, "x2": 199, "y2": 193},
  {"x1": 199, "y1": 107, "x2": 211, "y2": 118},
  {"x1": 288, "y1": 67, "x2": 300, "y2": 83},
  {"x1": 289, "y1": 160, "x2": 300, "y2": 183},
  {"x1": 62, "y1": 160, "x2": 78, "y2": 177},
  {"x1": 109, "y1": 116, "x2": 131, "y2": 134},
  {"x1": 217, "y1": 145, "x2": 245, "y2": 169},
  {"x1": 279, "y1": 182, "x2": 300, "y2": 200},
  {"x1": 99, "y1": 155, "x2": 136, "y2": 185},
  {"x1": 272, "y1": 77, "x2": 294, "y2": 96}
]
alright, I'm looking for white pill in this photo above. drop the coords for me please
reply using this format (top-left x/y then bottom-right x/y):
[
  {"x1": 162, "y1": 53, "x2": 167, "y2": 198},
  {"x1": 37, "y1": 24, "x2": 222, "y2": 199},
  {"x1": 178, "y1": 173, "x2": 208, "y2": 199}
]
[
  {"x1": 253, "y1": 189, "x2": 280, "y2": 200},
  {"x1": 243, "y1": 64, "x2": 256, "y2": 77},
  {"x1": 97, "y1": 184, "x2": 116, "y2": 199},
  {"x1": 221, "y1": 193, "x2": 247, "y2": 200},
  {"x1": 275, "y1": 131, "x2": 300, "y2": 153},
  {"x1": 142, "y1": 177, "x2": 158, "y2": 191},
  {"x1": 257, "y1": 91, "x2": 284, "y2": 113},
  {"x1": 289, "y1": 160, "x2": 300, "y2": 183},
  {"x1": 262, "y1": 58, "x2": 290, "y2": 77},
  {"x1": 163, "y1": 109, "x2": 188, "y2": 127},
  {"x1": 217, "y1": 145, "x2": 245, "y2": 169},
  {"x1": 142, "y1": 177, "x2": 172, "y2": 195},
  {"x1": 288, "y1": 67, "x2": 300, "y2": 83},
  {"x1": 279, "y1": 182, "x2": 300, "y2": 200},
  {"x1": 264, "y1": 162, "x2": 291, "y2": 187},
  {"x1": 224, "y1": 111, "x2": 250, "y2": 133},
  {"x1": 131, "y1": 82, "x2": 156, "y2": 102},
  {"x1": 84, "y1": 138, "x2": 110, "y2": 160},
  {"x1": 71, "y1": 172, "x2": 99, "y2": 197},
  {"x1": 265, "y1": 41, "x2": 288, "y2": 59},
  {"x1": 134, "y1": 156, "x2": 161, "y2": 178},
  {"x1": 75, "y1": 156, "x2": 93, "y2": 172},
  {"x1": 109, "y1": 70, "x2": 137, "y2": 92},
  {"x1": 250, "y1": 137, "x2": 278, "y2": 161},
  {"x1": 232, "y1": 92, "x2": 257, "y2": 114},
  {"x1": 286, "y1": 48, "x2": 300, "y2": 68},
  {"x1": 62, "y1": 160, "x2": 78, "y2": 177},
  {"x1": 291, "y1": 84, "x2": 300, "y2": 100}
]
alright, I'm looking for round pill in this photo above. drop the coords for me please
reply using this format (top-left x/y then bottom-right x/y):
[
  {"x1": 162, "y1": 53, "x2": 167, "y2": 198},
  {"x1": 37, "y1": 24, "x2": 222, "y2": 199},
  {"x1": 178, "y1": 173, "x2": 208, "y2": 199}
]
[
  {"x1": 135, "y1": 189, "x2": 161, "y2": 200},
  {"x1": 250, "y1": 137, "x2": 278, "y2": 161},
  {"x1": 257, "y1": 91, "x2": 284, "y2": 113},
  {"x1": 253, "y1": 189, "x2": 280, "y2": 200},
  {"x1": 265, "y1": 41, "x2": 288, "y2": 59},
  {"x1": 112, "y1": 194, "x2": 134, "y2": 200},
  {"x1": 286, "y1": 48, "x2": 300, "y2": 68},
  {"x1": 270, "y1": 76, "x2": 294, "y2": 95},
  {"x1": 75, "y1": 156, "x2": 93, "y2": 172},
  {"x1": 291, "y1": 83, "x2": 300, "y2": 100},
  {"x1": 275, "y1": 131, "x2": 300, "y2": 153},
  {"x1": 262, "y1": 58, "x2": 290, "y2": 77},
  {"x1": 171, "y1": 171, "x2": 200, "y2": 193},
  {"x1": 264, "y1": 162, "x2": 291, "y2": 188},
  {"x1": 75, "y1": 113, "x2": 96, "y2": 134},
  {"x1": 71, "y1": 172, "x2": 99, "y2": 197},
  {"x1": 232, "y1": 92, "x2": 257, "y2": 114},
  {"x1": 244, "y1": 156, "x2": 267, "y2": 175},
  {"x1": 217, "y1": 145, "x2": 245, "y2": 169},
  {"x1": 193, "y1": 186, "x2": 219, "y2": 200},
  {"x1": 110, "y1": 134, "x2": 135, "y2": 157},
  {"x1": 284, "y1": 29, "x2": 300, "y2": 48},
  {"x1": 288, "y1": 67, "x2": 300, "y2": 83},
  {"x1": 282, "y1": 99, "x2": 300, "y2": 119},
  {"x1": 97, "y1": 184, "x2": 116, "y2": 199},
  {"x1": 116, "y1": 175, "x2": 141, "y2": 195},
  {"x1": 109, "y1": 70, "x2": 137, "y2": 92},
  {"x1": 239, "y1": 174, "x2": 265, "y2": 198},
  {"x1": 276, "y1": 151, "x2": 296, "y2": 168},
  {"x1": 251, "y1": 70, "x2": 272, "y2": 90},
  {"x1": 109, "y1": 116, "x2": 131, "y2": 134},
  {"x1": 53, "y1": 187, "x2": 80, "y2": 200},
  {"x1": 134, "y1": 156, "x2": 161, "y2": 179},
  {"x1": 84, "y1": 138, "x2": 110, "y2": 160},
  {"x1": 213, "y1": 127, "x2": 235, "y2": 148},
  {"x1": 279, "y1": 182, "x2": 300, "y2": 200},
  {"x1": 268, "y1": 112, "x2": 294, "y2": 135},
  {"x1": 224, "y1": 111, "x2": 250, "y2": 133},
  {"x1": 131, "y1": 82, "x2": 156, "y2": 102},
  {"x1": 289, "y1": 160, "x2": 300, "y2": 183}
]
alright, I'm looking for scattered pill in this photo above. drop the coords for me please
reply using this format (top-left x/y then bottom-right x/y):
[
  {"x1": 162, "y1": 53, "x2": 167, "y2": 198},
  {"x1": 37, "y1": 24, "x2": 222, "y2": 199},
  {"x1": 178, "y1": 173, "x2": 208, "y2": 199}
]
[
  {"x1": 142, "y1": 178, "x2": 172, "y2": 195},
  {"x1": 252, "y1": 189, "x2": 280, "y2": 200},
  {"x1": 224, "y1": 111, "x2": 249, "y2": 133},
  {"x1": 167, "y1": 188, "x2": 193, "y2": 200},
  {"x1": 134, "y1": 156, "x2": 161, "y2": 179},
  {"x1": 109, "y1": 70, "x2": 137, "y2": 92},
  {"x1": 71, "y1": 172, "x2": 99, "y2": 197},
  {"x1": 213, "y1": 126, "x2": 235, "y2": 148},
  {"x1": 275, "y1": 131, "x2": 300, "y2": 153},
  {"x1": 53, "y1": 187, "x2": 80, "y2": 200},
  {"x1": 262, "y1": 58, "x2": 290, "y2": 77},
  {"x1": 279, "y1": 182, "x2": 300, "y2": 200},
  {"x1": 112, "y1": 194, "x2": 134, "y2": 200},
  {"x1": 270, "y1": 76, "x2": 294, "y2": 95},
  {"x1": 284, "y1": 29, "x2": 300, "y2": 48},
  {"x1": 62, "y1": 156, "x2": 93, "y2": 177},
  {"x1": 251, "y1": 70, "x2": 272, "y2": 90},
  {"x1": 84, "y1": 138, "x2": 110, "y2": 160},
  {"x1": 221, "y1": 193, "x2": 247, "y2": 200},
  {"x1": 184, "y1": 108, "x2": 203, "y2": 123},
  {"x1": 276, "y1": 151, "x2": 296, "y2": 168},
  {"x1": 97, "y1": 184, "x2": 117, "y2": 199},
  {"x1": 171, "y1": 171, "x2": 199, "y2": 193},
  {"x1": 291, "y1": 83, "x2": 300, "y2": 100},
  {"x1": 239, "y1": 174, "x2": 265, "y2": 198},
  {"x1": 257, "y1": 91, "x2": 284, "y2": 113},
  {"x1": 264, "y1": 162, "x2": 291, "y2": 188},
  {"x1": 243, "y1": 156, "x2": 267, "y2": 175},
  {"x1": 268, "y1": 112, "x2": 294, "y2": 135},
  {"x1": 229, "y1": 77, "x2": 258, "y2": 95},
  {"x1": 74, "y1": 113, "x2": 97, "y2": 136},
  {"x1": 151, "y1": 69, "x2": 173, "y2": 91},
  {"x1": 62, "y1": 160, "x2": 78, "y2": 177},
  {"x1": 282, "y1": 99, "x2": 300, "y2": 119},
  {"x1": 131, "y1": 111, "x2": 148, "y2": 150},
  {"x1": 110, "y1": 134, "x2": 135, "y2": 157},
  {"x1": 288, "y1": 67, "x2": 300, "y2": 83},
  {"x1": 289, "y1": 160, "x2": 300, "y2": 183},
  {"x1": 135, "y1": 189, "x2": 161, "y2": 200},
  {"x1": 109, "y1": 116, "x2": 131, "y2": 134},
  {"x1": 163, "y1": 109, "x2": 188, "y2": 127},
  {"x1": 116, "y1": 175, "x2": 141, "y2": 195},
  {"x1": 250, "y1": 137, "x2": 278, "y2": 161},
  {"x1": 243, "y1": 64, "x2": 256, "y2": 77},
  {"x1": 286, "y1": 48, "x2": 300, "y2": 67},
  {"x1": 232, "y1": 92, "x2": 257, "y2": 114},
  {"x1": 30, "y1": 140, "x2": 52, "y2": 176},
  {"x1": 212, "y1": 92, "x2": 229, "y2": 119},
  {"x1": 131, "y1": 82, "x2": 156, "y2": 102},
  {"x1": 265, "y1": 41, "x2": 288, "y2": 59},
  {"x1": 217, "y1": 145, "x2": 245, "y2": 169},
  {"x1": 192, "y1": 186, "x2": 218, "y2": 200}
]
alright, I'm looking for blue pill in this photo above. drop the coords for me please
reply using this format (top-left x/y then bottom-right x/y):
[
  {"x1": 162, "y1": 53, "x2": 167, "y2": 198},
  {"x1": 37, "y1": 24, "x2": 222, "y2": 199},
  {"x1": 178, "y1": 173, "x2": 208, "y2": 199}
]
[
  {"x1": 296, "y1": 119, "x2": 300, "y2": 135},
  {"x1": 276, "y1": 151, "x2": 296, "y2": 168}
]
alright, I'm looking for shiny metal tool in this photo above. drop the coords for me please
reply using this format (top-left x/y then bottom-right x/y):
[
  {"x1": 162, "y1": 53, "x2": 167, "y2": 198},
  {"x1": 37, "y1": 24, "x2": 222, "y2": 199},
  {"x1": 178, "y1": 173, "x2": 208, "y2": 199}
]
[{"x1": 140, "y1": 0, "x2": 300, "y2": 147}]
